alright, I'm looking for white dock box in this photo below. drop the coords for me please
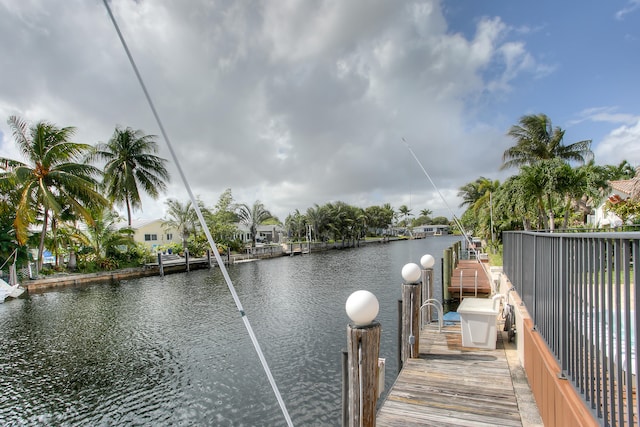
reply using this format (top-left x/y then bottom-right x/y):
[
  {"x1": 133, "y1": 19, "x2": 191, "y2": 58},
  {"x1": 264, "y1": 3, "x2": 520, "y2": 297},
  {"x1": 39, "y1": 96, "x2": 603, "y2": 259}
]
[{"x1": 457, "y1": 297, "x2": 499, "y2": 350}]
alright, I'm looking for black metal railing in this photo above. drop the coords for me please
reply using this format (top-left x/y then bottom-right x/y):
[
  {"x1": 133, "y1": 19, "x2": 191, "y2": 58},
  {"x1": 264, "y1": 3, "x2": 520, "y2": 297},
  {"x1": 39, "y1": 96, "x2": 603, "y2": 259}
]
[{"x1": 504, "y1": 231, "x2": 639, "y2": 427}]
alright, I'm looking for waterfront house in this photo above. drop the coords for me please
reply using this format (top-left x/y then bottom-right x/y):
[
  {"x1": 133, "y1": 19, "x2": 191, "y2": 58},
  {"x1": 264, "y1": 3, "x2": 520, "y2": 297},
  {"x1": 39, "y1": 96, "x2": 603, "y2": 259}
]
[
  {"x1": 412, "y1": 224, "x2": 449, "y2": 238},
  {"x1": 130, "y1": 218, "x2": 181, "y2": 252},
  {"x1": 127, "y1": 219, "x2": 284, "y2": 250},
  {"x1": 235, "y1": 223, "x2": 285, "y2": 244},
  {"x1": 592, "y1": 166, "x2": 640, "y2": 227}
]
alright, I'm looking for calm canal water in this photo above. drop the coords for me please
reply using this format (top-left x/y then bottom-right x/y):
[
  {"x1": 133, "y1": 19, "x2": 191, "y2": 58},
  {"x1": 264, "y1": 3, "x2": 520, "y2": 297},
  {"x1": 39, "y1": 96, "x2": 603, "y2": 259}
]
[{"x1": 0, "y1": 236, "x2": 460, "y2": 426}]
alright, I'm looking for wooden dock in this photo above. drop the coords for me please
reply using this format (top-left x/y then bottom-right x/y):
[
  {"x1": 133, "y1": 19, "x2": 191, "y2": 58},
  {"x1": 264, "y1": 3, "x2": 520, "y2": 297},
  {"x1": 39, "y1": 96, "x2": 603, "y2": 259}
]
[
  {"x1": 448, "y1": 259, "x2": 493, "y2": 299},
  {"x1": 377, "y1": 323, "x2": 540, "y2": 426}
]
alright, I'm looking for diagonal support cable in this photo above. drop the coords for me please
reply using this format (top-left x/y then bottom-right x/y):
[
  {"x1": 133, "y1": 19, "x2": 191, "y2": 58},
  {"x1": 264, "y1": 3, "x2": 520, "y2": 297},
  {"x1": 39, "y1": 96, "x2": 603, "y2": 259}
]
[
  {"x1": 102, "y1": 2, "x2": 293, "y2": 425},
  {"x1": 400, "y1": 137, "x2": 492, "y2": 284}
]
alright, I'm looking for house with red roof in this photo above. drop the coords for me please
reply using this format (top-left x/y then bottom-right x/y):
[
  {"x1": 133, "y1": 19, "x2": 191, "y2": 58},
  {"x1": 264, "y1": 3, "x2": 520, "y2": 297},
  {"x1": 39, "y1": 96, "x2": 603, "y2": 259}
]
[{"x1": 593, "y1": 167, "x2": 640, "y2": 228}]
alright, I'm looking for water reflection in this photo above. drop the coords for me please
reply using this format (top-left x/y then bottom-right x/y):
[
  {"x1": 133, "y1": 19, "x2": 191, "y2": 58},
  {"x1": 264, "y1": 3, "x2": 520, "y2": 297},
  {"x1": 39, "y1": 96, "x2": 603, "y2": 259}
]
[{"x1": 0, "y1": 237, "x2": 459, "y2": 426}]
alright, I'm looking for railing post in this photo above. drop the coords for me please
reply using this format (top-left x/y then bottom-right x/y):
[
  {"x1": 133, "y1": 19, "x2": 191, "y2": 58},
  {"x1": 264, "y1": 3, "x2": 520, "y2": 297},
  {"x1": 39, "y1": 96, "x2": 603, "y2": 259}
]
[{"x1": 559, "y1": 236, "x2": 567, "y2": 374}]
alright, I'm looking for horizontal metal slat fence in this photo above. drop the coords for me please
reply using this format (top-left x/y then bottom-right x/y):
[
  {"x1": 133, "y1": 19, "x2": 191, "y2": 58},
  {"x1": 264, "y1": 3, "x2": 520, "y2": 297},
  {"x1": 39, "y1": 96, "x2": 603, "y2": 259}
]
[{"x1": 503, "y1": 231, "x2": 639, "y2": 426}]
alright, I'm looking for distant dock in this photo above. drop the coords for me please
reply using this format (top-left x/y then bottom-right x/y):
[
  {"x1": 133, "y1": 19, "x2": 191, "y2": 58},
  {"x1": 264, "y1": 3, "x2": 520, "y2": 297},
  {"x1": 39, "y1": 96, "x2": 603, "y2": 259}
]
[{"x1": 448, "y1": 258, "x2": 493, "y2": 299}]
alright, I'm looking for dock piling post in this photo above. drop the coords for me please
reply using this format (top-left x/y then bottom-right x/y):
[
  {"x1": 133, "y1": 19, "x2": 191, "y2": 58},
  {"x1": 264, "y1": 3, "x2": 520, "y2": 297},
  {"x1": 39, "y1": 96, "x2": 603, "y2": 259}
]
[
  {"x1": 345, "y1": 291, "x2": 381, "y2": 427},
  {"x1": 400, "y1": 263, "x2": 422, "y2": 365},
  {"x1": 401, "y1": 283, "x2": 421, "y2": 363},
  {"x1": 158, "y1": 252, "x2": 164, "y2": 277},
  {"x1": 397, "y1": 299, "x2": 402, "y2": 372},
  {"x1": 341, "y1": 349, "x2": 349, "y2": 427},
  {"x1": 443, "y1": 248, "x2": 452, "y2": 302},
  {"x1": 420, "y1": 254, "x2": 435, "y2": 324}
]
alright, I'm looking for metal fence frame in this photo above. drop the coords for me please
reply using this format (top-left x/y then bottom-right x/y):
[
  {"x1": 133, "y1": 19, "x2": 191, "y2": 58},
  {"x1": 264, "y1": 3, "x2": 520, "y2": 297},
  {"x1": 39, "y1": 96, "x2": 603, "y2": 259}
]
[{"x1": 504, "y1": 231, "x2": 639, "y2": 426}]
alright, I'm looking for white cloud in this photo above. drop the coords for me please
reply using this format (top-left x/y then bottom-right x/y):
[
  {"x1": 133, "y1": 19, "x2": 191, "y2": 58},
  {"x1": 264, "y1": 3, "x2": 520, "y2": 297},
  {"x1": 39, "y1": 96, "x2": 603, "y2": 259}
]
[
  {"x1": 616, "y1": 0, "x2": 640, "y2": 20},
  {"x1": 594, "y1": 119, "x2": 640, "y2": 167},
  {"x1": 572, "y1": 107, "x2": 639, "y2": 126},
  {"x1": 0, "y1": 0, "x2": 550, "y2": 222}
]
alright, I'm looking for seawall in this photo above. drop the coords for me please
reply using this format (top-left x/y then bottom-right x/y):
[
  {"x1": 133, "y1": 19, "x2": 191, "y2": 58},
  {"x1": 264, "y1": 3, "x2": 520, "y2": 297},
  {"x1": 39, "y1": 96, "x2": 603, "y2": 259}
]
[{"x1": 24, "y1": 236, "x2": 412, "y2": 294}]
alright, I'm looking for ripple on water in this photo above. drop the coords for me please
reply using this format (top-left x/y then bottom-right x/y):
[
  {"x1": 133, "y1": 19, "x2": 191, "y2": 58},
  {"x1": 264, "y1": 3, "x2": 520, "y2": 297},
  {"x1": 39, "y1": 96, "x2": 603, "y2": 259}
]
[{"x1": 0, "y1": 237, "x2": 458, "y2": 426}]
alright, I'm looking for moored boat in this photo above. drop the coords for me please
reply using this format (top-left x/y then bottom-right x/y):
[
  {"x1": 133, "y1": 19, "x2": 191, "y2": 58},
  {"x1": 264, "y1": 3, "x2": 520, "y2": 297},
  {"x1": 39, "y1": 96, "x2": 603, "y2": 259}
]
[{"x1": 0, "y1": 278, "x2": 25, "y2": 302}]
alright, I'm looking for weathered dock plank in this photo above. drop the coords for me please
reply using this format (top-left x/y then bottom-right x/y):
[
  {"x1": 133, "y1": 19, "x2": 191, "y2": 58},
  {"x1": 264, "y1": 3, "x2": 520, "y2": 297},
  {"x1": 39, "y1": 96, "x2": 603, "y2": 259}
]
[{"x1": 377, "y1": 325, "x2": 524, "y2": 426}]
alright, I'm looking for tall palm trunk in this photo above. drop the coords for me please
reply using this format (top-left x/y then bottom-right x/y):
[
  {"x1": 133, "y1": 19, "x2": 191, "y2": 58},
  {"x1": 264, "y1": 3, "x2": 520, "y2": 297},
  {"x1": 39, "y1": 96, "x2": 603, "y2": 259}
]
[
  {"x1": 546, "y1": 193, "x2": 555, "y2": 231},
  {"x1": 251, "y1": 225, "x2": 257, "y2": 247},
  {"x1": 536, "y1": 196, "x2": 548, "y2": 230},
  {"x1": 182, "y1": 228, "x2": 188, "y2": 251},
  {"x1": 126, "y1": 196, "x2": 133, "y2": 227},
  {"x1": 562, "y1": 196, "x2": 572, "y2": 229},
  {"x1": 38, "y1": 208, "x2": 49, "y2": 270},
  {"x1": 51, "y1": 217, "x2": 61, "y2": 268}
]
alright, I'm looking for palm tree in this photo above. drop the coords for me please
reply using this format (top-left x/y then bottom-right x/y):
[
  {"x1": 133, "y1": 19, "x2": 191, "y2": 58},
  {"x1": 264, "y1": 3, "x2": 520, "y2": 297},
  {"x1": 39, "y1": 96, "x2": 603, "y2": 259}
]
[
  {"x1": 398, "y1": 205, "x2": 412, "y2": 228},
  {"x1": 604, "y1": 160, "x2": 637, "y2": 181},
  {"x1": 306, "y1": 204, "x2": 327, "y2": 242},
  {"x1": 382, "y1": 203, "x2": 394, "y2": 235},
  {"x1": 203, "y1": 189, "x2": 238, "y2": 248},
  {"x1": 562, "y1": 161, "x2": 611, "y2": 228},
  {"x1": 352, "y1": 207, "x2": 367, "y2": 244},
  {"x1": 236, "y1": 200, "x2": 272, "y2": 247},
  {"x1": 71, "y1": 207, "x2": 135, "y2": 268},
  {"x1": 458, "y1": 178, "x2": 487, "y2": 208},
  {"x1": 458, "y1": 177, "x2": 500, "y2": 239},
  {"x1": 91, "y1": 127, "x2": 170, "y2": 226},
  {"x1": 364, "y1": 205, "x2": 393, "y2": 235},
  {"x1": 420, "y1": 209, "x2": 433, "y2": 218},
  {"x1": 0, "y1": 116, "x2": 107, "y2": 269},
  {"x1": 324, "y1": 201, "x2": 355, "y2": 247},
  {"x1": 502, "y1": 114, "x2": 593, "y2": 229},
  {"x1": 492, "y1": 174, "x2": 539, "y2": 231},
  {"x1": 163, "y1": 198, "x2": 197, "y2": 251},
  {"x1": 502, "y1": 114, "x2": 593, "y2": 170},
  {"x1": 285, "y1": 209, "x2": 306, "y2": 242}
]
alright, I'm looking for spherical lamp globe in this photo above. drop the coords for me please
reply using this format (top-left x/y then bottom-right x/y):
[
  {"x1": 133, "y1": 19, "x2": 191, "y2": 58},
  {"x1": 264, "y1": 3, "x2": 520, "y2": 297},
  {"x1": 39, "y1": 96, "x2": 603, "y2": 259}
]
[
  {"x1": 345, "y1": 290, "x2": 379, "y2": 326},
  {"x1": 401, "y1": 262, "x2": 422, "y2": 284},
  {"x1": 420, "y1": 254, "x2": 435, "y2": 269}
]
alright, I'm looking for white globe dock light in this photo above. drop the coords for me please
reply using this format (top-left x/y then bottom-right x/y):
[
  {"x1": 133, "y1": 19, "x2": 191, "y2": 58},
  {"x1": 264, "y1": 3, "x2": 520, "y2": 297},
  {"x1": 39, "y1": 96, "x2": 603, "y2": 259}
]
[
  {"x1": 401, "y1": 262, "x2": 422, "y2": 284},
  {"x1": 420, "y1": 254, "x2": 435, "y2": 270},
  {"x1": 346, "y1": 290, "x2": 379, "y2": 326},
  {"x1": 345, "y1": 291, "x2": 381, "y2": 427},
  {"x1": 420, "y1": 254, "x2": 436, "y2": 324},
  {"x1": 400, "y1": 263, "x2": 422, "y2": 368}
]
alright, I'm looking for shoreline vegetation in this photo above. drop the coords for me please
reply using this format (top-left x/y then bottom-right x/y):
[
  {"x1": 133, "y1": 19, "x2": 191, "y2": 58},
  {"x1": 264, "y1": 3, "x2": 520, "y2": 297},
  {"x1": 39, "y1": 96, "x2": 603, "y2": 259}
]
[
  {"x1": 24, "y1": 236, "x2": 418, "y2": 294},
  {"x1": 4, "y1": 113, "x2": 635, "y2": 294}
]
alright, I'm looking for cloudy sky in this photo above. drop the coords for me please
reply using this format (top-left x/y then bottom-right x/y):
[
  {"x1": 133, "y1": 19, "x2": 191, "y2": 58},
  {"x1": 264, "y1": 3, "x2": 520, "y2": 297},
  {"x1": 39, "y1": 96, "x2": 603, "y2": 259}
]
[{"x1": 1, "y1": 0, "x2": 639, "y2": 223}]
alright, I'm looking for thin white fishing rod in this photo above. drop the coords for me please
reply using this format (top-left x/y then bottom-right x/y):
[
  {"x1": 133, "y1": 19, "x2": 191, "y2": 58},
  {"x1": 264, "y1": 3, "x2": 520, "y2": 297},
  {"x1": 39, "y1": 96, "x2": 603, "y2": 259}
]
[
  {"x1": 400, "y1": 138, "x2": 471, "y2": 247},
  {"x1": 102, "y1": 2, "x2": 293, "y2": 425},
  {"x1": 400, "y1": 137, "x2": 491, "y2": 290}
]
